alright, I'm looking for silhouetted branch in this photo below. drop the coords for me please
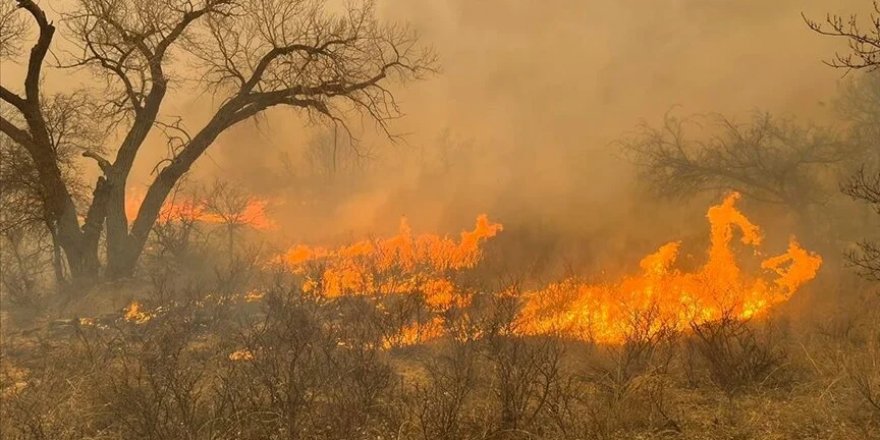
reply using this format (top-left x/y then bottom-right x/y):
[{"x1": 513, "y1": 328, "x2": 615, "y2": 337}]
[{"x1": 805, "y1": 1, "x2": 880, "y2": 70}]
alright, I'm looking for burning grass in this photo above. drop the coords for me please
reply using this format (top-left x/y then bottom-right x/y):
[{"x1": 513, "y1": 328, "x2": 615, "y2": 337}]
[
  {"x1": 276, "y1": 193, "x2": 822, "y2": 346},
  {"x1": 125, "y1": 191, "x2": 276, "y2": 230},
  {"x1": 280, "y1": 214, "x2": 503, "y2": 304},
  {"x1": 5, "y1": 193, "x2": 859, "y2": 440},
  {"x1": 516, "y1": 193, "x2": 822, "y2": 344}
]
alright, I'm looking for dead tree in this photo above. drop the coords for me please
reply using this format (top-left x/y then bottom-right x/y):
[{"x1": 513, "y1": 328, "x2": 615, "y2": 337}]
[
  {"x1": 201, "y1": 179, "x2": 257, "y2": 266},
  {"x1": 807, "y1": 2, "x2": 880, "y2": 278},
  {"x1": 841, "y1": 168, "x2": 880, "y2": 279},
  {"x1": 804, "y1": 1, "x2": 880, "y2": 71},
  {"x1": 622, "y1": 112, "x2": 853, "y2": 219},
  {"x1": 0, "y1": 0, "x2": 436, "y2": 284}
]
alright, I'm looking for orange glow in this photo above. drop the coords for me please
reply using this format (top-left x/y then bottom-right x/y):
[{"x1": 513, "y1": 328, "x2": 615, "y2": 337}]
[
  {"x1": 384, "y1": 317, "x2": 446, "y2": 349},
  {"x1": 124, "y1": 192, "x2": 275, "y2": 230},
  {"x1": 278, "y1": 215, "x2": 502, "y2": 347},
  {"x1": 277, "y1": 196, "x2": 821, "y2": 346},
  {"x1": 123, "y1": 301, "x2": 152, "y2": 324},
  {"x1": 514, "y1": 193, "x2": 822, "y2": 344},
  {"x1": 228, "y1": 349, "x2": 254, "y2": 361},
  {"x1": 281, "y1": 215, "x2": 503, "y2": 310},
  {"x1": 243, "y1": 290, "x2": 265, "y2": 303},
  {"x1": 269, "y1": 194, "x2": 822, "y2": 348}
]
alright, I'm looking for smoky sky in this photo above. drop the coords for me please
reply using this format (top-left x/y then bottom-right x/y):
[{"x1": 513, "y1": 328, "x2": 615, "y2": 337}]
[
  {"x1": 4, "y1": 0, "x2": 868, "y2": 253},
  {"x1": 180, "y1": 0, "x2": 862, "y2": 242}
]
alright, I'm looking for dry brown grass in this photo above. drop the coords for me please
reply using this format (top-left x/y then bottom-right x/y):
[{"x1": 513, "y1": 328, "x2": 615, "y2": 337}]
[{"x1": 1, "y1": 277, "x2": 879, "y2": 440}]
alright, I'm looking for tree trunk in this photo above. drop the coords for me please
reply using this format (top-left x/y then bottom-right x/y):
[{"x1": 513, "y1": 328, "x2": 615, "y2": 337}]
[
  {"x1": 56, "y1": 229, "x2": 99, "y2": 285},
  {"x1": 50, "y1": 231, "x2": 66, "y2": 285},
  {"x1": 106, "y1": 239, "x2": 140, "y2": 279},
  {"x1": 57, "y1": 177, "x2": 109, "y2": 286},
  {"x1": 105, "y1": 180, "x2": 136, "y2": 279},
  {"x1": 103, "y1": 108, "x2": 244, "y2": 279}
]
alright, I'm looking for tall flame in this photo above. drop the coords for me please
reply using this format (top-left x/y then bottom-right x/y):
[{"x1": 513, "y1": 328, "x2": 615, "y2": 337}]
[
  {"x1": 272, "y1": 193, "x2": 821, "y2": 347},
  {"x1": 514, "y1": 192, "x2": 822, "y2": 344}
]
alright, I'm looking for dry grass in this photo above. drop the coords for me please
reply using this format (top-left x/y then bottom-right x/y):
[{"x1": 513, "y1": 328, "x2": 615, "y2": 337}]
[{"x1": 1, "y1": 278, "x2": 878, "y2": 440}]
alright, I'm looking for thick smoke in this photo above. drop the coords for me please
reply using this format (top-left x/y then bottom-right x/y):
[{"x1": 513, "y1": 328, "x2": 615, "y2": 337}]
[{"x1": 49, "y1": 0, "x2": 866, "y2": 274}]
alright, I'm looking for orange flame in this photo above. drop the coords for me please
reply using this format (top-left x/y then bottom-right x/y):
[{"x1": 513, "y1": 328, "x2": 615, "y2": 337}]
[
  {"x1": 124, "y1": 192, "x2": 275, "y2": 230},
  {"x1": 279, "y1": 215, "x2": 502, "y2": 348},
  {"x1": 384, "y1": 317, "x2": 447, "y2": 349},
  {"x1": 123, "y1": 301, "x2": 152, "y2": 324},
  {"x1": 514, "y1": 192, "x2": 822, "y2": 344},
  {"x1": 282, "y1": 215, "x2": 503, "y2": 310},
  {"x1": 275, "y1": 194, "x2": 821, "y2": 348}
]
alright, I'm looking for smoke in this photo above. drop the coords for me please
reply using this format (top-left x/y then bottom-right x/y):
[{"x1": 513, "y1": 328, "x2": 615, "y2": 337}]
[
  {"x1": 167, "y1": 1, "x2": 857, "y2": 266},
  {"x1": 11, "y1": 0, "x2": 863, "y2": 273}
]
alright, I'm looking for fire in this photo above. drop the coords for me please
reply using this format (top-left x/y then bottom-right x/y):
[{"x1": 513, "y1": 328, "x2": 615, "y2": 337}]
[
  {"x1": 243, "y1": 290, "x2": 265, "y2": 303},
  {"x1": 123, "y1": 301, "x2": 152, "y2": 324},
  {"x1": 279, "y1": 215, "x2": 502, "y2": 348},
  {"x1": 235, "y1": 192, "x2": 824, "y2": 348},
  {"x1": 281, "y1": 214, "x2": 503, "y2": 310},
  {"x1": 124, "y1": 192, "x2": 275, "y2": 230},
  {"x1": 384, "y1": 317, "x2": 447, "y2": 349},
  {"x1": 277, "y1": 195, "x2": 821, "y2": 347},
  {"x1": 514, "y1": 193, "x2": 822, "y2": 344},
  {"x1": 228, "y1": 349, "x2": 255, "y2": 361}
]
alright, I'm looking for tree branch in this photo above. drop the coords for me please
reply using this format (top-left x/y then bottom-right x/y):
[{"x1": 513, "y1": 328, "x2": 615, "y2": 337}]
[
  {"x1": 0, "y1": 115, "x2": 37, "y2": 151},
  {"x1": 241, "y1": 37, "x2": 358, "y2": 94},
  {"x1": 82, "y1": 150, "x2": 112, "y2": 174},
  {"x1": 0, "y1": 85, "x2": 27, "y2": 112},
  {"x1": 16, "y1": 0, "x2": 54, "y2": 104}
]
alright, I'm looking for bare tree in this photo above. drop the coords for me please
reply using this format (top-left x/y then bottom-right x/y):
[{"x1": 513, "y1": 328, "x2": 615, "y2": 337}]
[
  {"x1": 0, "y1": 0, "x2": 436, "y2": 284},
  {"x1": 0, "y1": 96, "x2": 97, "y2": 286},
  {"x1": 804, "y1": 1, "x2": 880, "y2": 71},
  {"x1": 841, "y1": 168, "x2": 880, "y2": 279},
  {"x1": 0, "y1": 0, "x2": 27, "y2": 58},
  {"x1": 837, "y1": 73, "x2": 880, "y2": 156},
  {"x1": 201, "y1": 179, "x2": 260, "y2": 265},
  {"x1": 622, "y1": 112, "x2": 853, "y2": 218},
  {"x1": 808, "y1": 2, "x2": 880, "y2": 278}
]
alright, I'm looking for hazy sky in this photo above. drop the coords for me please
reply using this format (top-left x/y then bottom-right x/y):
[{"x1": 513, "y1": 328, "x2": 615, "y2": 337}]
[
  {"x1": 2, "y1": 0, "x2": 869, "y2": 247},
  {"x1": 192, "y1": 0, "x2": 865, "y2": 241}
]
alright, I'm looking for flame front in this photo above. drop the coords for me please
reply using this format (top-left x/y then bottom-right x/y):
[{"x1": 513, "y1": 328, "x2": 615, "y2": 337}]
[
  {"x1": 277, "y1": 193, "x2": 821, "y2": 347},
  {"x1": 515, "y1": 193, "x2": 822, "y2": 344},
  {"x1": 281, "y1": 214, "x2": 503, "y2": 310}
]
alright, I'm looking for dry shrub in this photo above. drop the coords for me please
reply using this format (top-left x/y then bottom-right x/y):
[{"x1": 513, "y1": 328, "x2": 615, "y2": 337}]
[
  {"x1": 3, "y1": 276, "x2": 880, "y2": 440},
  {"x1": 484, "y1": 333, "x2": 565, "y2": 436},
  {"x1": 580, "y1": 306, "x2": 682, "y2": 439},
  {"x1": 411, "y1": 341, "x2": 480, "y2": 440},
  {"x1": 827, "y1": 294, "x2": 880, "y2": 427},
  {"x1": 0, "y1": 230, "x2": 54, "y2": 314},
  {"x1": 213, "y1": 287, "x2": 401, "y2": 439},
  {"x1": 75, "y1": 303, "x2": 215, "y2": 439},
  {"x1": 0, "y1": 328, "x2": 113, "y2": 440},
  {"x1": 474, "y1": 293, "x2": 569, "y2": 438},
  {"x1": 687, "y1": 314, "x2": 788, "y2": 398}
]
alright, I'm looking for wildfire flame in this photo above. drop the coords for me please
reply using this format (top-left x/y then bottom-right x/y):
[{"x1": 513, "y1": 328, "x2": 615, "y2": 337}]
[
  {"x1": 123, "y1": 301, "x2": 152, "y2": 324},
  {"x1": 124, "y1": 193, "x2": 275, "y2": 230},
  {"x1": 281, "y1": 214, "x2": 503, "y2": 310},
  {"x1": 272, "y1": 193, "x2": 823, "y2": 347},
  {"x1": 515, "y1": 192, "x2": 823, "y2": 344},
  {"x1": 278, "y1": 215, "x2": 502, "y2": 347}
]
